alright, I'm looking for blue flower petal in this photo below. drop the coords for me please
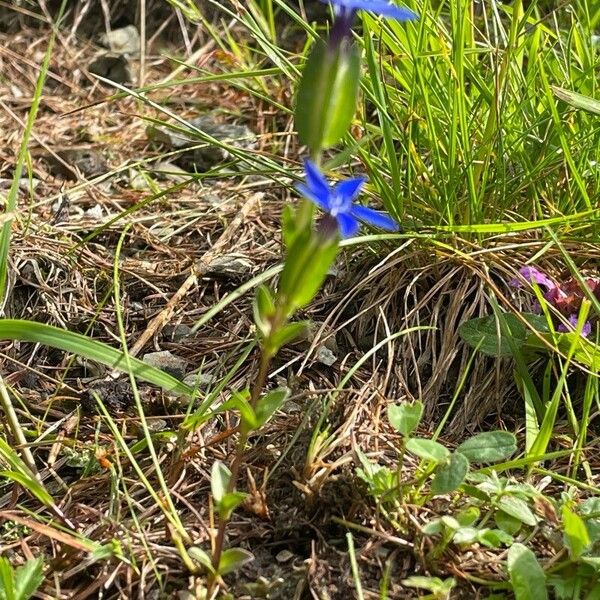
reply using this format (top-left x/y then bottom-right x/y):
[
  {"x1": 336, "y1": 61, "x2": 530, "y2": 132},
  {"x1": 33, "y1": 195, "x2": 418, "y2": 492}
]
[
  {"x1": 303, "y1": 159, "x2": 331, "y2": 209},
  {"x1": 333, "y1": 177, "x2": 366, "y2": 204},
  {"x1": 321, "y1": 0, "x2": 418, "y2": 21},
  {"x1": 350, "y1": 204, "x2": 399, "y2": 231},
  {"x1": 296, "y1": 184, "x2": 329, "y2": 210},
  {"x1": 337, "y1": 213, "x2": 360, "y2": 238}
]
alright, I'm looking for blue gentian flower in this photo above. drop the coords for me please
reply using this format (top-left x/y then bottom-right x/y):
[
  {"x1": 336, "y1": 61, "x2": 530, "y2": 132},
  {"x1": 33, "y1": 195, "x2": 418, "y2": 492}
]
[
  {"x1": 296, "y1": 159, "x2": 400, "y2": 238},
  {"x1": 322, "y1": 0, "x2": 418, "y2": 22}
]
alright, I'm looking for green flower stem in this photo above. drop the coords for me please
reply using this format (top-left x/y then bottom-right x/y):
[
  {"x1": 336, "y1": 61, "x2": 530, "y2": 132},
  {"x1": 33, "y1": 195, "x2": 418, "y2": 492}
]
[{"x1": 208, "y1": 346, "x2": 273, "y2": 593}]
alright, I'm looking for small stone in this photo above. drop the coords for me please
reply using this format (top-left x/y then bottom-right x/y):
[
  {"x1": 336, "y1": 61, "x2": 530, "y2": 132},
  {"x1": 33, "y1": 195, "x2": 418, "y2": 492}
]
[
  {"x1": 147, "y1": 112, "x2": 256, "y2": 172},
  {"x1": 142, "y1": 350, "x2": 187, "y2": 381},
  {"x1": 0, "y1": 178, "x2": 40, "y2": 192},
  {"x1": 208, "y1": 254, "x2": 253, "y2": 278},
  {"x1": 128, "y1": 168, "x2": 152, "y2": 190},
  {"x1": 152, "y1": 161, "x2": 190, "y2": 183},
  {"x1": 43, "y1": 148, "x2": 108, "y2": 180},
  {"x1": 316, "y1": 346, "x2": 337, "y2": 366},
  {"x1": 275, "y1": 550, "x2": 294, "y2": 563},
  {"x1": 162, "y1": 323, "x2": 193, "y2": 342},
  {"x1": 183, "y1": 372, "x2": 215, "y2": 389},
  {"x1": 99, "y1": 25, "x2": 141, "y2": 55},
  {"x1": 89, "y1": 54, "x2": 132, "y2": 85},
  {"x1": 136, "y1": 419, "x2": 167, "y2": 435},
  {"x1": 83, "y1": 204, "x2": 104, "y2": 221}
]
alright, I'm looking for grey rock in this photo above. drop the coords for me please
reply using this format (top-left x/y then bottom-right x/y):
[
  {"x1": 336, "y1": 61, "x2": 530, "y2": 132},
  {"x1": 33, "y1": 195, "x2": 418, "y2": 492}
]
[
  {"x1": 99, "y1": 25, "x2": 141, "y2": 55},
  {"x1": 147, "y1": 113, "x2": 256, "y2": 172},
  {"x1": 43, "y1": 147, "x2": 109, "y2": 180},
  {"x1": 89, "y1": 54, "x2": 132, "y2": 85},
  {"x1": 162, "y1": 323, "x2": 193, "y2": 342},
  {"x1": 142, "y1": 350, "x2": 187, "y2": 381},
  {"x1": 183, "y1": 371, "x2": 215, "y2": 389},
  {"x1": 275, "y1": 550, "x2": 294, "y2": 563},
  {"x1": 0, "y1": 177, "x2": 40, "y2": 192},
  {"x1": 316, "y1": 346, "x2": 337, "y2": 366},
  {"x1": 208, "y1": 254, "x2": 253, "y2": 278}
]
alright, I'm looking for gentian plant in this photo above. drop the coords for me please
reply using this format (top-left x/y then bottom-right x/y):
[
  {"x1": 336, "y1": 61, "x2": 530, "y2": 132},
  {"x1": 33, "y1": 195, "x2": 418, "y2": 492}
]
[{"x1": 200, "y1": 0, "x2": 416, "y2": 594}]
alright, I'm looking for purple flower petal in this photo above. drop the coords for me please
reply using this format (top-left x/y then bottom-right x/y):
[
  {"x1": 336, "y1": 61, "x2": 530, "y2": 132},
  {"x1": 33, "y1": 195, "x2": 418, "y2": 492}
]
[
  {"x1": 295, "y1": 183, "x2": 329, "y2": 210},
  {"x1": 337, "y1": 213, "x2": 360, "y2": 238},
  {"x1": 321, "y1": 0, "x2": 418, "y2": 21},
  {"x1": 511, "y1": 266, "x2": 556, "y2": 290},
  {"x1": 303, "y1": 159, "x2": 331, "y2": 209},
  {"x1": 350, "y1": 204, "x2": 400, "y2": 231},
  {"x1": 558, "y1": 314, "x2": 592, "y2": 337},
  {"x1": 333, "y1": 177, "x2": 366, "y2": 204}
]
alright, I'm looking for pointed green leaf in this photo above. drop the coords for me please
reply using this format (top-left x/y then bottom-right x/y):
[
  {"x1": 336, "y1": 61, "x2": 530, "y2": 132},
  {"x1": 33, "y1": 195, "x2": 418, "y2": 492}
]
[
  {"x1": 562, "y1": 505, "x2": 591, "y2": 559},
  {"x1": 266, "y1": 321, "x2": 309, "y2": 354},
  {"x1": 0, "y1": 557, "x2": 16, "y2": 600},
  {"x1": 210, "y1": 461, "x2": 231, "y2": 504},
  {"x1": 388, "y1": 401, "x2": 423, "y2": 437},
  {"x1": 253, "y1": 285, "x2": 275, "y2": 337},
  {"x1": 295, "y1": 40, "x2": 361, "y2": 152},
  {"x1": 0, "y1": 319, "x2": 194, "y2": 396},
  {"x1": 218, "y1": 547, "x2": 254, "y2": 575},
  {"x1": 188, "y1": 547, "x2": 215, "y2": 574},
  {"x1": 255, "y1": 388, "x2": 290, "y2": 428},
  {"x1": 13, "y1": 557, "x2": 44, "y2": 600},
  {"x1": 552, "y1": 86, "x2": 600, "y2": 115},
  {"x1": 218, "y1": 491, "x2": 247, "y2": 520}
]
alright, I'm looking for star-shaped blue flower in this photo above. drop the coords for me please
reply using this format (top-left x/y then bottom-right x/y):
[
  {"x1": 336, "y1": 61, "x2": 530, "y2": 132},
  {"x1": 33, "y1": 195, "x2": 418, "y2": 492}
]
[
  {"x1": 296, "y1": 159, "x2": 400, "y2": 238},
  {"x1": 321, "y1": 0, "x2": 417, "y2": 21}
]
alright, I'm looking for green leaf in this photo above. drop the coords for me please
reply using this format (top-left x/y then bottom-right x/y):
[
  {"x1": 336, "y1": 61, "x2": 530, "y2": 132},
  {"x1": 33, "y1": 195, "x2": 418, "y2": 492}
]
[
  {"x1": 552, "y1": 86, "x2": 600, "y2": 115},
  {"x1": 498, "y1": 496, "x2": 538, "y2": 527},
  {"x1": 388, "y1": 401, "x2": 423, "y2": 437},
  {"x1": 253, "y1": 285, "x2": 275, "y2": 337},
  {"x1": 456, "y1": 506, "x2": 480, "y2": 527},
  {"x1": 13, "y1": 557, "x2": 44, "y2": 600},
  {"x1": 210, "y1": 461, "x2": 231, "y2": 504},
  {"x1": 218, "y1": 491, "x2": 247, "y2": 520},
  {"x1": 478, "y1": 528, "x2": 513, "y2": 548},
  {"x1": 456, "y1": 431, "x2": 517, "y2": 463},
  {"x1": 0, "y1": 438, "x2": 54, "y2": 507},
  {"x1": 254, "y1": 388, "x2": 289, "y2": 428},
  {"x1": 579, "y1": 497, "x2": 600, "y2": 544},
  {"x1": 266, "y1": 321, "x2": 309, "y2": 354},
  {"x1": 0, "y1": 319, "x2": 194, "y2": 397},
  {"x1": 188, "y1": 547, "x2": 215, "y2": 574},
  {"x1": 459, "y1": 313, "x2": 548, "y2": 356},
  {"x1": 452, "y1": 526, "x2": 479, "y2": 545},
  {"x1": 495, "y1": 510, "x2": 522, "y2": 535},
  {"x1": 218, "y1": 548, "x2": 254, "y2": 576},
  {"x1": 295, "y1": 40, "x2": 361, "y2": 152},
  {"x1": 0, "y1": 557, "x2": 15, "y2": 600},
  {"x1": 279, "y1": 227, "x2": 339, "y2": 314},
  {"x1": 402, "y1": 576, "x2": 456, "y2": 595},
  {"x1": 281, "y1": 204, "x2": 299, "y2": 249},
  {"x1": 406, "y1": 438, "x2": 450, "y2": 463},
  {"x1": 222, "y1": 391, "x2": 258, "y2": 432},
  {"x1": 431, "y1": 452, "x2": 469, "y2": 495},
  {"x1": 562, "y1": 505, "x2": 591, "y2": 559},
  {"x1": 507, "y1": 543, "x2": 548, "y2": 600}
]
